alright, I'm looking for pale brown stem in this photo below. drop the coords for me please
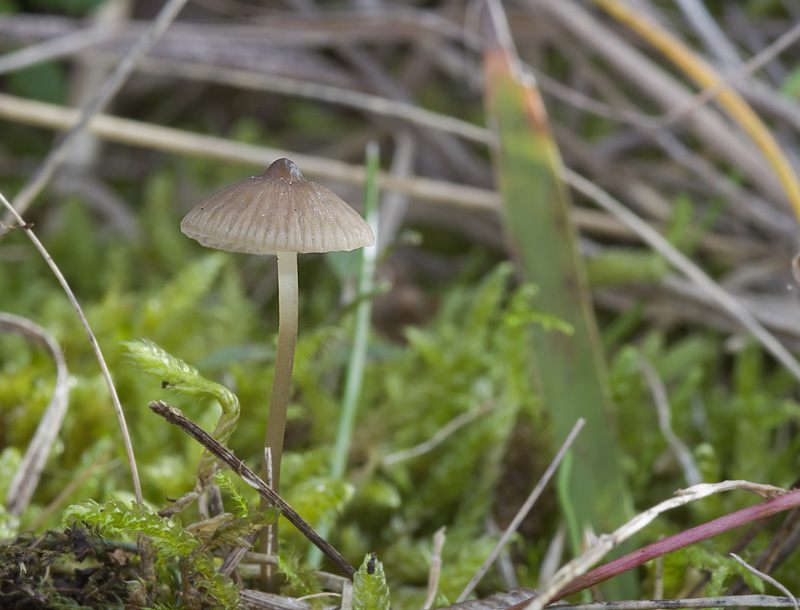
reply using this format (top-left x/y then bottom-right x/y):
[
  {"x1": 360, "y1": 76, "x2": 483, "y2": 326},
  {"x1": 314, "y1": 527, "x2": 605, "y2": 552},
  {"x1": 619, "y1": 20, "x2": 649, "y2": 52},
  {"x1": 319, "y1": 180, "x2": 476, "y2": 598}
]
[{"x1": 260, "y1": 250, "x2": 299, "y2": 586}]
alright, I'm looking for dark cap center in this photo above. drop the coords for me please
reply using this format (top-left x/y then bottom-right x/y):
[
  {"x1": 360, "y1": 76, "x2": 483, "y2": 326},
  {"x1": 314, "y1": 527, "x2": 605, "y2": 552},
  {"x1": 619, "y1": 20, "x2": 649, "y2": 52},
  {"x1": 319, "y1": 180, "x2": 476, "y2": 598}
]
[{"x1": 261, "y1": 158, "x2": 305, "y2": 182}]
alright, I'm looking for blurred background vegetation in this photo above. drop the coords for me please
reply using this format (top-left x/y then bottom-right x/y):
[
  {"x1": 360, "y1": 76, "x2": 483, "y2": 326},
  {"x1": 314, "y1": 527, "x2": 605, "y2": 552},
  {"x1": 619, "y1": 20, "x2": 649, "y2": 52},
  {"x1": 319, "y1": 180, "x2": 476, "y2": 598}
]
[{"x1": 2, "y1": 0, "x2": 800, "y2": 607}]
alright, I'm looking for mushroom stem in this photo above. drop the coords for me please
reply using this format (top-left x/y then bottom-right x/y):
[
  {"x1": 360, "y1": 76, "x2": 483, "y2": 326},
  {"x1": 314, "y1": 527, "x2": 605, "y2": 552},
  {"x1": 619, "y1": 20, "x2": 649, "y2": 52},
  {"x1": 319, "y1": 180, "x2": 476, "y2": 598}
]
[{"x1": 260, "y1": 250, "x2": 298, "y2": 582}]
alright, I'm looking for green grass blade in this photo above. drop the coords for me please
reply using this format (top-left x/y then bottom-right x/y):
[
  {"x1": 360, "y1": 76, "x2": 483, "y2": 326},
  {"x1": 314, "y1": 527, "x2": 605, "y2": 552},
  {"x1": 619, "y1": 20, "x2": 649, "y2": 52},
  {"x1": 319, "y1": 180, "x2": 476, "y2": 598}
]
[
  {"x1": 307, "y1": 142, "x2": 380, "y2": 567},
  {"x1": 481, "y1": 1, "x2": 634, "y2": 594},
  {"x1": 331, "y1": 142, "x2": 380, "y2": 481}
]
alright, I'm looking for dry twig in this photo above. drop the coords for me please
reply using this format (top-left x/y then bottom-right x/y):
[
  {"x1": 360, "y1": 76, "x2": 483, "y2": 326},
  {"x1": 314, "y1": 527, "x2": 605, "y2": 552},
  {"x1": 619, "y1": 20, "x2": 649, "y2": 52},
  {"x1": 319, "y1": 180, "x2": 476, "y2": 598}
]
[{"x1": 148, "y1": 399, "x2": 356, "y2": 579}]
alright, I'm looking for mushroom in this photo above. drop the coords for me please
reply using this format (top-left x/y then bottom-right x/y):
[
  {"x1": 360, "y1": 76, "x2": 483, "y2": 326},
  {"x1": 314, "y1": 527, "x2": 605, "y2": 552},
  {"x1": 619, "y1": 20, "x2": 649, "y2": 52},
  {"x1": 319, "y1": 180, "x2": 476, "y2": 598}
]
[{"x1": 180, "y1": 158, "x2": 374, "y2": 550}]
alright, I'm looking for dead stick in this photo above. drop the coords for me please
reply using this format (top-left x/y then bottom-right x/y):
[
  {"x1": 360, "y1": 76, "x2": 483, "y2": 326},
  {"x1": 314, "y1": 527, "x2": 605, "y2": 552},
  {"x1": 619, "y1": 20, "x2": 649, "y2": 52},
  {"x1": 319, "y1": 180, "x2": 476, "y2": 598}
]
[{"x1": 149, "y1": 400, "x2": 356, "y2": 579}]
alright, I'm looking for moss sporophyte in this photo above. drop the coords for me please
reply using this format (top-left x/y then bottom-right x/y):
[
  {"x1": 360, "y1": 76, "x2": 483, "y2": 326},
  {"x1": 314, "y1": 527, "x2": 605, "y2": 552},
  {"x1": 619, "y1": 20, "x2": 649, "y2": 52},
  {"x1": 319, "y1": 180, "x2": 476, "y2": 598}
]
[{"x1": 180, "y1": 157, "x2": 374, "y2": 579}]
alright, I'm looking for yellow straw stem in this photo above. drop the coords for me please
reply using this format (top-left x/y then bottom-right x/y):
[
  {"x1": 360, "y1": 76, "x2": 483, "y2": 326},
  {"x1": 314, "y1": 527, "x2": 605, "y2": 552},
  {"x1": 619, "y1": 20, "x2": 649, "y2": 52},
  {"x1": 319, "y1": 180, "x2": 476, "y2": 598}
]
[{"x1": 592, "y1": 0, "x2": 800, "y2": 224}]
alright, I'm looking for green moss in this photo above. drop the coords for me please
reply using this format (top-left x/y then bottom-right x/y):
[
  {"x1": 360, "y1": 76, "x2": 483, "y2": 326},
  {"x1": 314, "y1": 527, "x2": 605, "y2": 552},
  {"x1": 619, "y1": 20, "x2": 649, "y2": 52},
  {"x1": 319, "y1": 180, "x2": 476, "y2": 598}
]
[{"x1": 3, "y1": 156, "x2": 800, "y2": 602}]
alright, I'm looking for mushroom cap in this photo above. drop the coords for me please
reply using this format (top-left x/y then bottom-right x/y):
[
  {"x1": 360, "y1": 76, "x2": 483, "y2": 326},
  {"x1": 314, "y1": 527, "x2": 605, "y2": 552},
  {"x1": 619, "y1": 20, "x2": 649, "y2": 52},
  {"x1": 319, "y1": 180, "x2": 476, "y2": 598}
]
[{"x1": 180, "y1": 158, "x2": 374, "y2": 255}]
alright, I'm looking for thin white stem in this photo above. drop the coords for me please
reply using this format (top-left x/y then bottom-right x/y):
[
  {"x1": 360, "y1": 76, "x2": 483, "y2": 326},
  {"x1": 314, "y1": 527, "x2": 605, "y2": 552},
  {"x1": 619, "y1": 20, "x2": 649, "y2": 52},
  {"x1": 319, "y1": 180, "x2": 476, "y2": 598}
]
[
  {"x1": 260, "y1": 250, "x2": 299, "y2": 583},
  {"x1": 637, "y1": 355, "x2": 701, "y2": 486},
  {"x1": 262, "y1": 251, "x2": 299, "y2": 494}
]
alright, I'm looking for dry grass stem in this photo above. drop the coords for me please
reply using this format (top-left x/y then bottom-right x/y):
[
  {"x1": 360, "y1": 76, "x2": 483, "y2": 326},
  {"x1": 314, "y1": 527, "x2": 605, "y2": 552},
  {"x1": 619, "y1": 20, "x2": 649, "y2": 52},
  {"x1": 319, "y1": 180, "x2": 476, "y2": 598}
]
[
  {"x1": 659, "y1": 20, "x2": 800, "y2": 129},
  {"x1": 0, "y1": 26, "x2": 112, "y2": 75},
  {"x1": 0, "y1": 93, "x2": 497, "y2": 212},
  {"x1": 456, "y1": 419, "x2": 586, "y2": 603},
  {"x1": 548, "y1": 596, "x2": 800, "y2": 610},
  {"x1": 383, "y1": 402, "x2": 496, "y2": 466},
  {"x1": 90, "y1": 54, "x2": 490, "y2": 144},
  {"x1": 238, "y1": 589, "x2": 315, "y2": 610},
  {"x1": 537, "y1": 0, "x2": 780, "y2": 204},
  {"x1": 296, "y1": 592, "x2": 342, "y2": 602},
  {"x1": 439, "y1": 588, "x2": 537, "y2": 610},
  {"x1": 0, "y1": 93, "x2": 779, "y2": 267},
  {"x1": 563, "y1": 169, "x2": 800, "y2": 383},
  {"x1": 377, "y1": 131, "x2": 416, "y2": 252},
  {"x1": 149, "y1": 400, "x2": 356, "y2": 578},
  {"x1": 654, "y1": 548, "x2": 664, "y2": 601},
  {"x1": 546, "y1": 5, "x2": 800, "y2": 134},
  {"x1": 539, "y1": 525, "x2": 566, "y2": 586},
  {"x1": 6, "y1": 0, "x2": 190, "y2": 219},
  {"x1": 341, "y1": 581, "x2": 354, "y2": 610},
  {"x1": 674, "y1": 0, "x2": 739, "y2": 65},
  {"x1": 237, "y1": 552, "x2": 278, "y2": 566},
  {"x1": 423, "y1": 526, "x2": 447, "y2": 610},
  {"x1": 591, "y1": 0, "x2": 800, "y2": 220}
]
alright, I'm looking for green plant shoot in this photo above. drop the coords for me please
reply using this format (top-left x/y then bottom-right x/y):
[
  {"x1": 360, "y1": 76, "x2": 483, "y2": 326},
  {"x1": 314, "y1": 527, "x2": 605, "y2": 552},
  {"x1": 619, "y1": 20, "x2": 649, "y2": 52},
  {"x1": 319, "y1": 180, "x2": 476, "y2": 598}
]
[
  {"x1": 121, "y1": 339, "x2": 240, "y2": 486},
  {"x1": 353, "y1": 553, "x2": 390, "y2": 610}
]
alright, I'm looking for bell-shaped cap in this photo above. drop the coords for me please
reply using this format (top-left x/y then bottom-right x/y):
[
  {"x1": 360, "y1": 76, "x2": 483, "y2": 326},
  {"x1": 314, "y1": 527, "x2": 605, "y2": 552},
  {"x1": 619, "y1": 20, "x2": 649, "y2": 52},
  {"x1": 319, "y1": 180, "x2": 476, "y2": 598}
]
[{"x1": 181, "y1": 158, "x2": 374, "y2": 255}]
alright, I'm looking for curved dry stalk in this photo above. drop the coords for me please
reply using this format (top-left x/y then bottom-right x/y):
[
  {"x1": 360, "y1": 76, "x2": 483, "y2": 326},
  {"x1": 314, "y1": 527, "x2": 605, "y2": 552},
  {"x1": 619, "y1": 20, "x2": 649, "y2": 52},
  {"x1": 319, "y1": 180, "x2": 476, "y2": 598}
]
[
  {"x1": 673, "y1": 0, "x2": 739, "y2": 65},
  {"x1": 0, "y1": 191, "x2": 142, "y2": 504},
  {"x1": 0, "y1": 90, "x2": 780, "y2": 268},
  {"x1": 730, "y1": 554, "x2": 798, "y2": 610},
  {"x1": 383, "y1": 402, "x2": 496, "y2": 466},
  {"x1": 658, "y1": 20, "x2": 800, "y2": 129},
  {"x1": 636, "y1": 356, "x2": 701, "y2": 486},
  {"x1": 0, "y1": 312, "x2": 69, "y2": 516},
  {"x1": 535, "y1": 0, "x2": 779, "y2": 205},
  {"x1": 541, "y1": 6, "x2": 800, "y2": 133}
]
